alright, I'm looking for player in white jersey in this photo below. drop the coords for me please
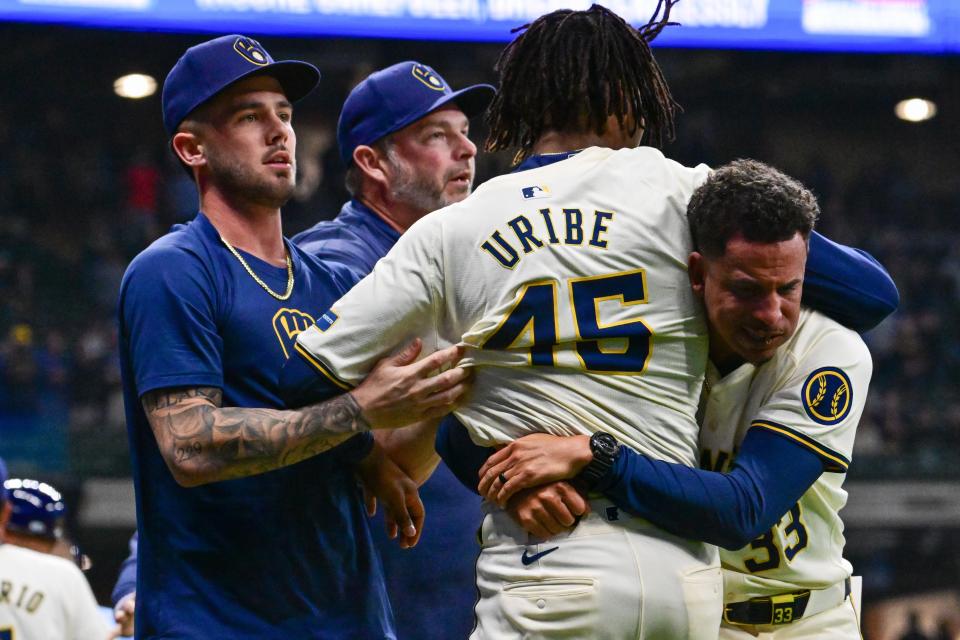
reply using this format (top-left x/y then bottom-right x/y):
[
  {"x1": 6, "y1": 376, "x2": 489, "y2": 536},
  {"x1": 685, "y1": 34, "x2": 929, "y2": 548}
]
[
  {"x1": 0, "y1": 460, "x2": 111, "y2": 640},
  {"x1": 0, "y1": 545, "x2": 110, "y2": 640},
  {"x1": 295, "y1": 144, "x2": 710, "y2": 459},
  {"x1": 282, "y1": 4, "x2": 725, "y2": 638},
  {"x1": 476, "y1": 160, "x2": 871, "y2": 638},
  {"x1": 700, "y1": 307, "x2": 866, "y2": 638}
]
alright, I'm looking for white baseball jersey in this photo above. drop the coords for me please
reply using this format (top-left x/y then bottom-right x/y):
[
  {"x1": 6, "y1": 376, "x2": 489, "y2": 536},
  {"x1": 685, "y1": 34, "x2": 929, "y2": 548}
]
[
  {"x1": 296, "y1": 146, "x2": 711, "y2": 465},
  {"x1": 0, "y1": 543, "x2": 111, "y2": 640},
  {"x1": 698, "y1": 308, "x2": 872, "y2": 601}
]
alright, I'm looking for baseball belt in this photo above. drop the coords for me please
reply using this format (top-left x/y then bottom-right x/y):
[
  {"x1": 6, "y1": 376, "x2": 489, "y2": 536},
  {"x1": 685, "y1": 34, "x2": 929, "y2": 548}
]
[{"x1": 723, "y1": 577, "x2": 851, "y2": 626}]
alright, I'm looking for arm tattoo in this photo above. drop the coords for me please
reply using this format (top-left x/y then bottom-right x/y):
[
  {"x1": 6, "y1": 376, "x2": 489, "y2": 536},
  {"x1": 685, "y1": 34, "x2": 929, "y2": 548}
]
[{"x1": 142, "y1": 387, "x2": 370, "y2": 484}]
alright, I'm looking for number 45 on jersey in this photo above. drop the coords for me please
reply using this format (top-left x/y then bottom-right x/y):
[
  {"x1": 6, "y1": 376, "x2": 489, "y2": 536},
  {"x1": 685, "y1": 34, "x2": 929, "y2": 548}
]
[{"x1": 483, "y1": 268, "x2": 653, "y2": 375}]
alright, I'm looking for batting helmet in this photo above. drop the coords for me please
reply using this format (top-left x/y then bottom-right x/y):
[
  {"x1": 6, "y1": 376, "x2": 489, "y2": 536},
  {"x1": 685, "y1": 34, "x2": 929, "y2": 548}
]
[{"x1": 2, "y1": 478, "x2": 66, "y2": 539}]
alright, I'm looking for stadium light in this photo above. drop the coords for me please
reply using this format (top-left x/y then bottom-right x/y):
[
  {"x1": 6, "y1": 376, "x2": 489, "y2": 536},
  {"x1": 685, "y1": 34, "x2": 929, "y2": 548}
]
[
  {"x1": 894, "y1": 98, "x2": 937, "y2": 123},
  {"x1": 114, "y1": 73, "x2": 157, "y2": 99}
]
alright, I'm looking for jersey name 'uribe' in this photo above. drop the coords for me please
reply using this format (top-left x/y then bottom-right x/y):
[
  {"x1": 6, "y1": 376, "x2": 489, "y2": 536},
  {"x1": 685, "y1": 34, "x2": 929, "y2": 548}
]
[{"x1": 481, "y1": 207, "x2": 615, "y2": 269}]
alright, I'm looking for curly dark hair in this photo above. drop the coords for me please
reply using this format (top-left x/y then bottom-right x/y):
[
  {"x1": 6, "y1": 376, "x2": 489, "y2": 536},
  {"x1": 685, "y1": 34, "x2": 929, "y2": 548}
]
[
  {"x1": 688, "y1": 159, "x2": 820, "y2": 257},
  {"x1": 485, "y1": 2, "x2": 680, "y2": 162}
]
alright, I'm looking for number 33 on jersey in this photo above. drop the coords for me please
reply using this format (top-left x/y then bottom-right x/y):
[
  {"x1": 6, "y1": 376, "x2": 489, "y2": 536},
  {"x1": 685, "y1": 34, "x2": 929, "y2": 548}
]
[{"x1": 699, "y1": 309, "x2": 872, "y2": 592}]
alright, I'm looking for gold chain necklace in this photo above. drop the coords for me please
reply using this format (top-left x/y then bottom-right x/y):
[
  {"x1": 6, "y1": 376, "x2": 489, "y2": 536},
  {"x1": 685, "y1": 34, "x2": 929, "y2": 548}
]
[{"x1": 220, "y1": 236, "x2": 294, "y2": 301}]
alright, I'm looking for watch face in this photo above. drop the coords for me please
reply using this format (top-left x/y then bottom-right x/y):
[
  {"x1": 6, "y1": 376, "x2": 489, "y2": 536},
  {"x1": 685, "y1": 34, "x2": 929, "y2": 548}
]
[{"x1": 592, "y1": 432, "x2": 618, "y2": 457}]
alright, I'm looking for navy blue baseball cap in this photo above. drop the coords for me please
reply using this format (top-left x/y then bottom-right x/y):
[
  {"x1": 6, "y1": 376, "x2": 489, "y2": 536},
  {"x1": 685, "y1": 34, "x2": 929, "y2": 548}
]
[
  {"x1": 4, "y1": 478, "x2": 66, "y2": 539},
  {"x1": 338, "y1": 61, "x2": 495, "y2": 165},
  {"x1": 162, "y1": 34, "x2": 320, "y2": 137},
  {"x1": 0, "y1": 457, "x2": 7, "y2": 503}
]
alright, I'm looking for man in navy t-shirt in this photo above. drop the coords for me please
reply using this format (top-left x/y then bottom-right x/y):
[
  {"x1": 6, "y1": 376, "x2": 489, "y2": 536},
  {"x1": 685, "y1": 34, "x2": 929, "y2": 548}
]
[
  {"x1": 118, "y1": 35, "x2": 470, "y2": 639},
  {"x1": 293, "y1": 61, "x2": 494, "y2": 640}
]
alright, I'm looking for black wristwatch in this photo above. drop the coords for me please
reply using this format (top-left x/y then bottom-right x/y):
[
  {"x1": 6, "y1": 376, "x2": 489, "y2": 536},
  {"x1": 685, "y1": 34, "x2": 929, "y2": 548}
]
[{"x1": 574, "y1": 431, "x2": 621, "y2": 491}]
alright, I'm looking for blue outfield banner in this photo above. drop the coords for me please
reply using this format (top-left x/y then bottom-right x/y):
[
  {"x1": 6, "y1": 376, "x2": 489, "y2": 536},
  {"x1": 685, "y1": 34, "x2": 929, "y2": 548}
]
[{"x1": 0, "y1": 0, "x2": 958, "y2": 53}]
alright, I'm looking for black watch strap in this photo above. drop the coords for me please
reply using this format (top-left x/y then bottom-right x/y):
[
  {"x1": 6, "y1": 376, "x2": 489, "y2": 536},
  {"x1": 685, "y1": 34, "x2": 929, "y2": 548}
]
[{"x1": 575, "y1": 431, "x2": 620, "y2": 491}]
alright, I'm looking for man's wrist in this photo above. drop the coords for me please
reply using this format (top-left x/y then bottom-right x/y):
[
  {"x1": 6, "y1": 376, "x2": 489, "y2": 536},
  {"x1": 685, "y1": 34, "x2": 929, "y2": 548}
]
[
  {"x1": 346, "y1": 390, "x2": 374, "y2": 431},
  {"x1": 573, "y1": 432, "x2": 621, "y2": 491},
  {"x1": 570, "y1": 435, "x2": 595, "y2": 475}
]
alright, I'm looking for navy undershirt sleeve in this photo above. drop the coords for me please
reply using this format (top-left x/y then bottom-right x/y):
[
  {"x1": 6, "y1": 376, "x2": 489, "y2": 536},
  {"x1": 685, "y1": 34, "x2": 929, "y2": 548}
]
[
  {"x1": 599, "y1": 427, "x2": 825, "y2": 549},
  {"x1": 435, "y1": 416, "x2": 493, "y2": 495},
  {"x1": 438, "y1": 419, "x2": 824, "y2": 549},
  {"x1": 803, "y1": 231, "x2": 899, "y2": 333}
]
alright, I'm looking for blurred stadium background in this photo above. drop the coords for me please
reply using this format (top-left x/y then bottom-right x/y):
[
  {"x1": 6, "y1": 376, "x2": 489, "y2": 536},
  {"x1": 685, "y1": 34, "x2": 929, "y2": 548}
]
[{"x1": 0, "y1": 1, "x2": 958, "y2": 638}]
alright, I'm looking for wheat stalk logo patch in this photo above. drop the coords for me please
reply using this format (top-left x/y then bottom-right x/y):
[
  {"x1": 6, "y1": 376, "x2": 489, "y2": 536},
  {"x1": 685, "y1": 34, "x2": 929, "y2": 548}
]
[{"x1": 802, "y1": 367, "x2": 852, "y2": 425}]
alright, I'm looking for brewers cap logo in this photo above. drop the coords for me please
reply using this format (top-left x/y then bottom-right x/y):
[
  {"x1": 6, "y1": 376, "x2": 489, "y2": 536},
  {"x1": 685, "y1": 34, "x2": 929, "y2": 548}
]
[
  {"x1": 234, "y1": 37, "x2": 270, "y2": 67},
  {"x1": 802, "y1": 367, "x2": 852, "y2": 425},
  {"x1": 412, "y1": 63, "x2": 446, "y2": 92}
]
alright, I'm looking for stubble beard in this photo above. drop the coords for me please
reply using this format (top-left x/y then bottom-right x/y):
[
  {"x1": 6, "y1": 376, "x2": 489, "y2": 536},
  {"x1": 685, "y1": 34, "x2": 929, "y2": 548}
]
[
  {"x1": 208, "y1": 149, "x2": 296, "y2": 210},
  {"x1": 387, "y1": 152, "x2": 470, "y2": 215}
]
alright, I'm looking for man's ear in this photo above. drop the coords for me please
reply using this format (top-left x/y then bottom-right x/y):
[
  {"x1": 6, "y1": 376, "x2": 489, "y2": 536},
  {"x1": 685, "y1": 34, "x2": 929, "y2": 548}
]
[
  {"x1": 352, "y1": 145, "x2": 390, "y2": 188},
  {"x1": 171, "y1": 130, "x2": 206, "y2": 171},
  {"x1": 688, "y1": 252, "x2": 706, "y2": 299}
]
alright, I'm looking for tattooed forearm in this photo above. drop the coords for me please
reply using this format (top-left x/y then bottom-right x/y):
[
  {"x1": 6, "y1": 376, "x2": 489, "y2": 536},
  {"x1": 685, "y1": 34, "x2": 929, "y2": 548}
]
[
  {"x1": 176, "y1": 441, "x2": 202, "y2": 464},
  {"x1": 142, "y1": 387, "x2": 371, "y2": 486}
]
